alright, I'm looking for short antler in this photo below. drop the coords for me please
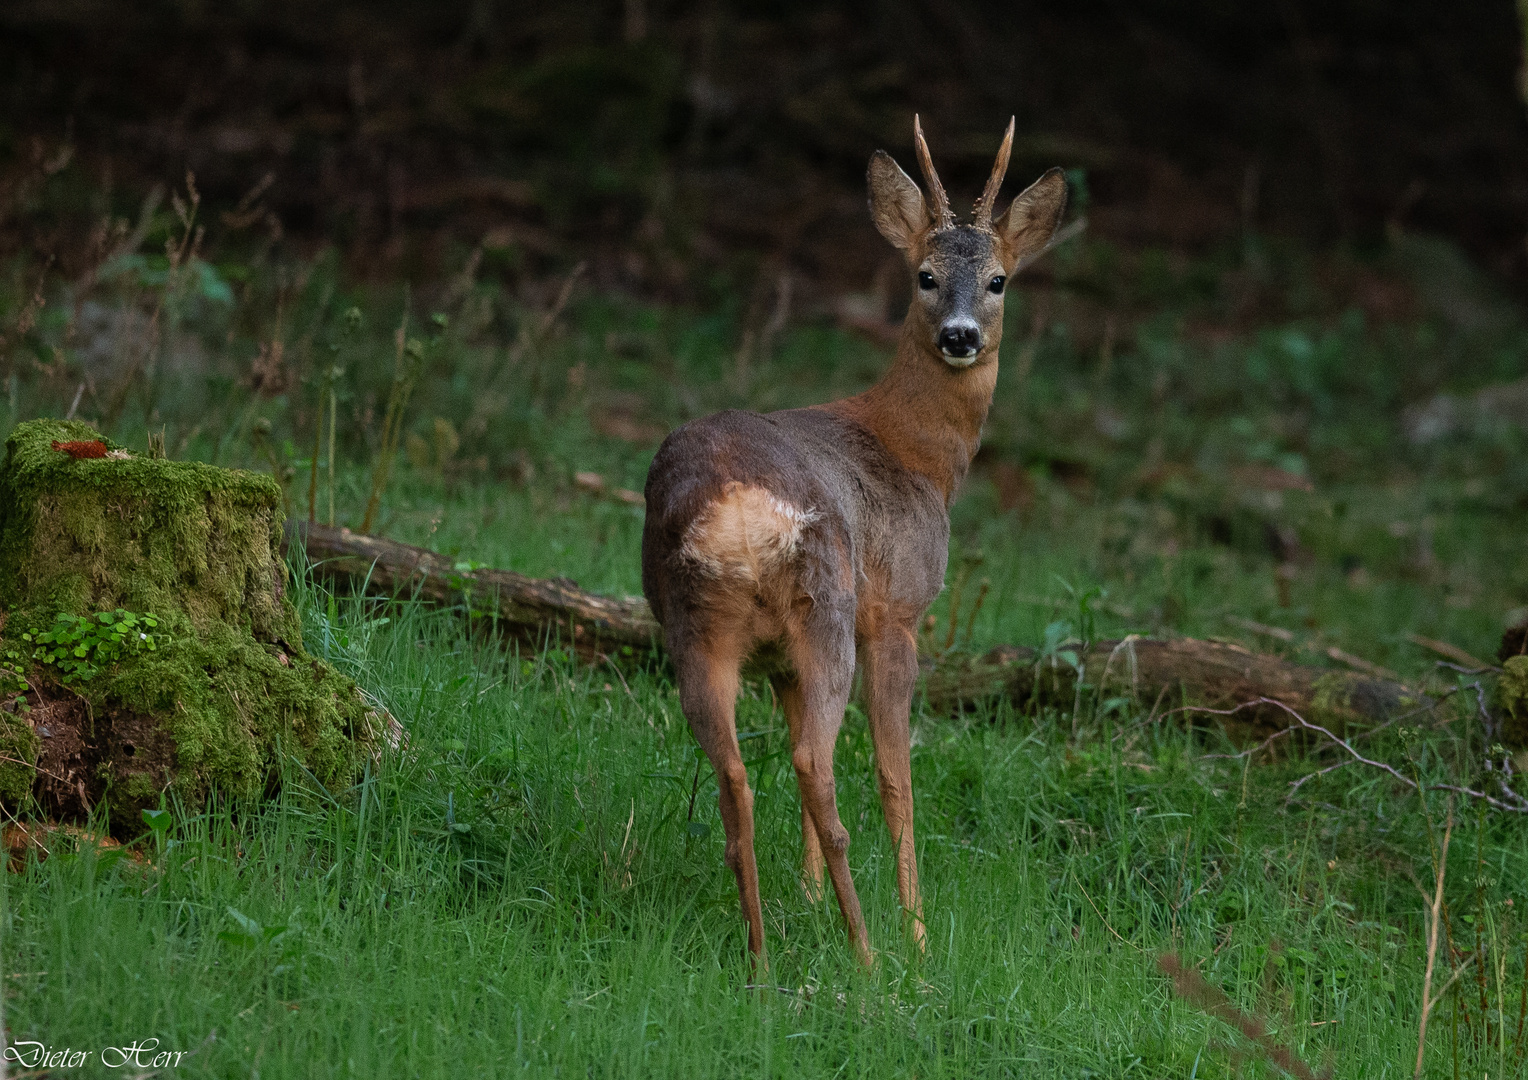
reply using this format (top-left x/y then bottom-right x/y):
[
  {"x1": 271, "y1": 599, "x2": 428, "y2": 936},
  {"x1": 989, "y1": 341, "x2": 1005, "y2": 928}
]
[
  {"x1": 973, "y1": 117, "x2": 1015, "y2": 232},
  {"x1": 913, "y1": 115, "x2": 954, "y2": 232}
]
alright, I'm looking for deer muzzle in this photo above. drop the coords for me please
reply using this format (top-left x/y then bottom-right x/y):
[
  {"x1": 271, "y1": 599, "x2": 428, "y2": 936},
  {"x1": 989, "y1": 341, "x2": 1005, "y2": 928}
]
[{"x1": 937, "y1": 319, "x2": 983, "y2": 365}]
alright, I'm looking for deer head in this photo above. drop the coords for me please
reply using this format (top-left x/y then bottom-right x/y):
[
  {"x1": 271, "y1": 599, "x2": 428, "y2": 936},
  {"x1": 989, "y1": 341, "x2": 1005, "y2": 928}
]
[{"x1": 867, "y1": 116, "x2": 1067, "y2": 367}]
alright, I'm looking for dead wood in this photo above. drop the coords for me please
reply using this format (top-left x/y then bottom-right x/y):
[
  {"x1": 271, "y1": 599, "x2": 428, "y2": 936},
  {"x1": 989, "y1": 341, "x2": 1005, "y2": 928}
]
[
  {"x1": 921, "y1": 637, "x2": 1430, "y2": 737},
  {"x1": 286, "y1": 521, "x2": 661, "y2": 659},
  {"x1": 1501, "y1": 618, "x2": 1528, "y2": 663},
  {"x1": 285, "y1": 522, "x2": 1430, "y2": 739}
]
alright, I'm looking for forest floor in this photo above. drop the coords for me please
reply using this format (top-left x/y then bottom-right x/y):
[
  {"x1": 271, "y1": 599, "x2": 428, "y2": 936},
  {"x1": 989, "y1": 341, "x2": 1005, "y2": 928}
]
[{"x1": 2, "y1": 214, "x2": 1527, "y2": 1074}]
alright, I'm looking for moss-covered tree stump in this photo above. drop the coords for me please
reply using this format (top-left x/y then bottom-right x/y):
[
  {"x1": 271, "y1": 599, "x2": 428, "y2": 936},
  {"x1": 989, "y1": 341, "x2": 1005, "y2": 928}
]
[{"x1": 0, "y1": 419, "x2": 372, "y2": 830}]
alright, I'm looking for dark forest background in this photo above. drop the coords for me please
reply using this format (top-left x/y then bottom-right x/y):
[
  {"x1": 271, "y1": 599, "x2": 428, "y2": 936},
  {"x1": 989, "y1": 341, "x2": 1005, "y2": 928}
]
[{"x1": 4, "y1": 0, "x2": 1527, "y2": 299}]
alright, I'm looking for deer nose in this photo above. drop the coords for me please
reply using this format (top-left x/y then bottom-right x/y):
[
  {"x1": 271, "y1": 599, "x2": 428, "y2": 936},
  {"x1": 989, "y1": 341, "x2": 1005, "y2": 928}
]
[{"x1": 937, "y1": 320, "x2": 982, "y2": 359}]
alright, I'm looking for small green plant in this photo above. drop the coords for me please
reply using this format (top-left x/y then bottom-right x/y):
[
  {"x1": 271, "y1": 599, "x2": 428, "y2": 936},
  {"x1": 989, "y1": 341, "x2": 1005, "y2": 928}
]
[
  {"x1": 142, "y1": 807, "x2": 173, "y2": 859},
  {"x1": 1055, "y1": 575, "x2": 1106, "y2": 646},
  {"x1": 217, "y1": 905, "x2": 304, "y2": 979},
  {"x1": 308, "y1": 304, "x2": 360, "y2": 526},
  {"x1": 1037, "y1": 617, "x2": 1081, "y2": 672},
  {"x1": 22, "y1": 609, "x2": 162, "y2": 682},
  {"x1": 361, "y1": 298, "x2": 446, "y2": 534}
]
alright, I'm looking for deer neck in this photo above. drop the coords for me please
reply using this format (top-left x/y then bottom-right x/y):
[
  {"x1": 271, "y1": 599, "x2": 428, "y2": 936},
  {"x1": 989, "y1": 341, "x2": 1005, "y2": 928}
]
[{"x1": 831, "y1": 321, "x2": 998, "y2": 504}]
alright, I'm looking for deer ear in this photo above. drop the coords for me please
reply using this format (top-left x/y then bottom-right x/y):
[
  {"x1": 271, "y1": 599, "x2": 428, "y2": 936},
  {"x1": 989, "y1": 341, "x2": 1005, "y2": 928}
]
[
  {"x1": 867, "y1": 150, "x2": 929, "y2": 254},
  {"x1": 994, "y1": 167, "x2": 1068, "y2": 271}
]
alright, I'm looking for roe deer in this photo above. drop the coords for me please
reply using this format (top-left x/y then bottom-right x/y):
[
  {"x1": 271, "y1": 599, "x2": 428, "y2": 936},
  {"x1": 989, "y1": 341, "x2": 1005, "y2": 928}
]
[{"x1": 641, "y1": 117, "x2": 1066, "y2": 968}]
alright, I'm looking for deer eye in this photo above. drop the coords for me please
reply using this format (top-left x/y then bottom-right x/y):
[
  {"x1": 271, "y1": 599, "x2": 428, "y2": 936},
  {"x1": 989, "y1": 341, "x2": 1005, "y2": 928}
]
[
  {"x1": 988, "y1": 275, "x2": 1006, "y2": 294},
  {"x1": 917, "y1": 271, "x2": 937, "y2": 291}
]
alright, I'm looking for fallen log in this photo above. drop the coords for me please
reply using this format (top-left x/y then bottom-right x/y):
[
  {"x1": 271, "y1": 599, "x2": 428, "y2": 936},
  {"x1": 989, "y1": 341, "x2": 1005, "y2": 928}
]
[
  {"x1": 1500, "y1": 618, "x2": 1528, "y2": 748},
  {"x1": 286, "y1": 521, "x2": 661, "y2": 658},
  {"x1": 285, "y1": 521, "x2": 1432, "y2": 739},
  {"x1": 920, "y1": 638, "x2": 1431, "y2": 737}
]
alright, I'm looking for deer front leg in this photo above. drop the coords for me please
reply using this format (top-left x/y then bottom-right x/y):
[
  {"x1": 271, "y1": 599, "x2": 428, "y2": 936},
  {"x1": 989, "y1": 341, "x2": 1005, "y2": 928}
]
[
  {"x1": 863, "y1": 623, "x2": 927, "y2": 952},
  {"x1": 674, "y1": 643, "x2": 767, "y2": 969},
  {"x1": 771, "y1": 675, "x2": 826, "y2": 902}
]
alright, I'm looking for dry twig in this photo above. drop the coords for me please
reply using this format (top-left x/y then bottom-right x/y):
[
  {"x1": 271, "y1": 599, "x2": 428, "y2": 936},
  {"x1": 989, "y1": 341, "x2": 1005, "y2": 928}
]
[
  {"x1": 1158, "y1": 953, "x2": 1328, "y2": 1079},
  {"x1": 1183, "y1": 698, "x2": 1528, "y2": 813},
  {"x1": 1414, "y1": 803, "x2": 1453, "y2": 1078},
  {"x1": 1406, "y1": 633, "x2": 1494, "y2": 672}
]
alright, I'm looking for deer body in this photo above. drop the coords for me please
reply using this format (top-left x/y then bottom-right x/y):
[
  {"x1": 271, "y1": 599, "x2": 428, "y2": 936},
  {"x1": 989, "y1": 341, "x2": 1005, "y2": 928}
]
[{"x1": 642, "y1": 118, "x2": 1066, "y2": 967}]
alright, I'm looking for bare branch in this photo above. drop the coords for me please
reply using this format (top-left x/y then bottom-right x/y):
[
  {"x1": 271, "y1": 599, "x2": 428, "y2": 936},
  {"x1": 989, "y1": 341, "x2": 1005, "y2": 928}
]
[
  {"x1": 1182, "y1": 697, "x2": 1528, "y2": 814},
  {"x1": 1414, "y1": 803, "x2": 1453, "y2": 1079}
]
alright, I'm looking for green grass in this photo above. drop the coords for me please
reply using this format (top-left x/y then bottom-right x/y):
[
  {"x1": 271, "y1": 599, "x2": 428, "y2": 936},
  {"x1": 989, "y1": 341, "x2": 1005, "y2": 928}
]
[
  {"x1": 3, "y1": 228, "x2": 1528, "y2": 1075},
  {"x1": 0, "y1": 497, "x2": 1523, "y2": 1077},
  {"x1": 4, "y1": 575, "x2": 1524, "y2": 1077}
]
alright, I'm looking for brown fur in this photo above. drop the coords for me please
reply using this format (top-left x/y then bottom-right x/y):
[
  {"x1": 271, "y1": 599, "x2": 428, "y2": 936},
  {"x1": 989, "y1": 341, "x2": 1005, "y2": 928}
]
[{"x1": 642, "y1": 120, "x2": 1066, "y2": 969}]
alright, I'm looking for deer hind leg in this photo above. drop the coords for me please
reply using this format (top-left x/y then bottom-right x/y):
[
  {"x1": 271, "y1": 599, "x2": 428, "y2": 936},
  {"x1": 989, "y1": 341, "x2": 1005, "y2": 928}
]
[
  {"x1": 672, "y1": 632, "x2": 766, "y2": 968},
  {"x1": 862, "y1": 622, "x2": 927, "y2": 952},
  {"x1": 771, "y1": 674, "x2": 825, "y2": 901},
  {"x1": 784, "y1": 606, "x2": 873, "y2": 966}
]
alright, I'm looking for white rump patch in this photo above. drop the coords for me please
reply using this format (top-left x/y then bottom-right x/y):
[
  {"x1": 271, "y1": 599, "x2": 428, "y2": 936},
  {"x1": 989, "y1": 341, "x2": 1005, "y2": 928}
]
[{"x1": 680, "y1": 482, "x2": 818, "y2": 581}]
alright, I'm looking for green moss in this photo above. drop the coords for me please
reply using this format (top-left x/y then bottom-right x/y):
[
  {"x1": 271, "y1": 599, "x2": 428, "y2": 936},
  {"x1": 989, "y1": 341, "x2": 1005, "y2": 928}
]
[
  {"x1": 120, "y1": 770, "x2": 162, "y2": 810},
  {"x1": 1308, "y1": 669, "x2": 1418, "y2": 735},
  {"x1": 0, "y1": 419, "x2": 369, "y2": 826},
  {"x1": 0, "y1": 709, "x2": 39, "y2": 806},
  {"x1": 96, "y1": 625, "x2": 362, "y2": 815},
  {"x1": 0, "y1": 418, "x2": 294, "y2": 642},
  {"x1": 1307, "y1": 672, "x2": 1363, "y2": 731},
  {"x1": 1498, "y1": 655, "x2": 1528, "y2": 749}
]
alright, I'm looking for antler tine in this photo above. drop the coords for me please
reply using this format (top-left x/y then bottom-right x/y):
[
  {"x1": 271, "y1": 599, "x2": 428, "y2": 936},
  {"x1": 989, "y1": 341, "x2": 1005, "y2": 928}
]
[
  {"x1": 973, "y1": 117, "x2": 1015, "y2": 232},
  {"x1": 913, "y1": 114, "x2": 954, "y2": 231}
]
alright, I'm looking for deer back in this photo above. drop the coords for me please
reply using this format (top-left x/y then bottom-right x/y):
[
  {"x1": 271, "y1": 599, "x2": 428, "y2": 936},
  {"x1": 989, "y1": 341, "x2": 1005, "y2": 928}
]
[{"x1": 641, "y1": 405, "x2": 948, "y2": 636}]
